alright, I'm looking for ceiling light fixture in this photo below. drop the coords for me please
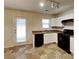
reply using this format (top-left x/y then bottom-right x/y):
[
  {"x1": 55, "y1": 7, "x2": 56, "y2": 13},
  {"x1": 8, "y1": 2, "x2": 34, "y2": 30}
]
[
  {"x1": 51, "y1": 2, "x2": 54, "y2": 8},
  {"x1": 40, "y1": 2, "x2": 44, "y2": 7},
  {"x1": 40, "y1": 0, "x2": 59, "y2": 9},
  {"x1": 49, "y1": 0, "x2": 59, "y2": 8}
]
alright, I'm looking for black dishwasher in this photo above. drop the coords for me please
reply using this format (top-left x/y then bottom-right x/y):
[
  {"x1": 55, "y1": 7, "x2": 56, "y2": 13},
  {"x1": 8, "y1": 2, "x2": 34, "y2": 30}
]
[{"x1": 35, "y1": 34, "x2": 44, "y2": 47}]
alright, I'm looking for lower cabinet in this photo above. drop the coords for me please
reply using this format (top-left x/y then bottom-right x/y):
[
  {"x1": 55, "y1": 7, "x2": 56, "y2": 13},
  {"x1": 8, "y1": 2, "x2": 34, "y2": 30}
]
[
  {"x1": 33, "y1": 33, "x2": 57, "y2": 47},
  {"x1": 44, "y1": 33, "x2": 57, "y2": 44},
  {"x1": 70, "y1": 37, "x2": 74, "y2": 54}
]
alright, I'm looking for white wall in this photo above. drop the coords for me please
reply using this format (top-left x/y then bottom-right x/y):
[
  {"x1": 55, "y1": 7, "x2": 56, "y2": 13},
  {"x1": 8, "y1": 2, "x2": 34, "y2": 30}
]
[
  {"x1": 4, "y1": 9, "x2": 53, "y2": 48},
  {"x1": 58, "y1": 9, "x2": 74, "y2": 20}
]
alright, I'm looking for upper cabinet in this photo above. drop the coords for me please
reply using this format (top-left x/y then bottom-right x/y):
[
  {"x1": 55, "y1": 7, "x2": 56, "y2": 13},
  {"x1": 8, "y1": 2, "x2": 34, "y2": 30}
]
[
  {"x1": 50, "y1": 18, "x2": 74, "y2": 30},
  {"x1": 51, "y1": 18, "x2": 64, "y2": 28},
  {"x1": 50, "y1": 9, "x2": 74, "y2": 29}
]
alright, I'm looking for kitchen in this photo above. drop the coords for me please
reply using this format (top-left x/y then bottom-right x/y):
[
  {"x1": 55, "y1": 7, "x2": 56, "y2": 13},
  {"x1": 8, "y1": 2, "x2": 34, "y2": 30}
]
[{"x1": 4, "y1": 0, "x2": 74, "y2": 59}]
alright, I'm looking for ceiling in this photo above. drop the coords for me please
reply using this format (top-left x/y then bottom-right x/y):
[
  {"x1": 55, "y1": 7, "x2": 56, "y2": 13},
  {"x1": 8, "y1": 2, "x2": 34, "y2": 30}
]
[{"x1": 4, "y1": 0, "x2": 74, "y2": 14}]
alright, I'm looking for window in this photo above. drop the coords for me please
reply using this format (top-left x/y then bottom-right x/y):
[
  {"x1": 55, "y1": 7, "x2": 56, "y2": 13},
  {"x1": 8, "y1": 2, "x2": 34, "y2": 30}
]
[
  {"x1": 42, "y1": 19, "x2": 50, "y2": 28},
  {"x1": 16, "y1": 18, "x2": 26, "y2": 42}
]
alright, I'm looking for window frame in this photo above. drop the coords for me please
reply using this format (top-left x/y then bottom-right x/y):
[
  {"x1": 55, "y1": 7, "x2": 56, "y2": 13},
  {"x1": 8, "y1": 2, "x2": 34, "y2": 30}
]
[
  {"x1": 16, "y1": 18, "x2": 27, "y2": 43},
  {"x1": 42, "y1": 19, "x2": 50, "y2": 28}
]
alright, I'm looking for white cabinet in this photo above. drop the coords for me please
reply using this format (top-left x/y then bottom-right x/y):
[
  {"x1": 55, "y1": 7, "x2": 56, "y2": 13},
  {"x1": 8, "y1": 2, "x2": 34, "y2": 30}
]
[
  {"x1": 44, "y1": 33, "x2": 57, "y2": 44},
  {"x1": 51, "y1": 18, "x2": 63, "y2": 27},
  {"x1": 70, "y1": 37, "x2": 74, "y2": 53},
  {"x1": 51, "y1": 18, "x2": 56, "y2": 26}
]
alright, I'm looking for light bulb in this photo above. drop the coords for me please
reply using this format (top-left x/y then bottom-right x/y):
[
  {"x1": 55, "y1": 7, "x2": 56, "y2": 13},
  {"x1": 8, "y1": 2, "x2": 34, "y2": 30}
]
[
  {"x1": 51, "y1": 5, "x2": 54, "y2": 8},
  {"x1": 51, "y1": 2, "x2": 54, "y2": 8},
  {"x1": 40, "y1": 2, "x2": 44, "y2": 7}
]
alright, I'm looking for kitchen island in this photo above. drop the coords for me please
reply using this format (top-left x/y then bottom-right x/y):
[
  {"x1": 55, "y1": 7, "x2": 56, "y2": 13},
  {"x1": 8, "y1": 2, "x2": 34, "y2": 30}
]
[{"x1": 32, "y1": 30, "x2": 63, "y2": 48}]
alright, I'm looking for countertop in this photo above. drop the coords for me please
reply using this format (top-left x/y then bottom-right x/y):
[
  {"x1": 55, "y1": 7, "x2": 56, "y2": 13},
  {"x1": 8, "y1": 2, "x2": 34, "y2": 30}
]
[{"x1": 32, "y1": 30, "x2": 63, "y2": 34}]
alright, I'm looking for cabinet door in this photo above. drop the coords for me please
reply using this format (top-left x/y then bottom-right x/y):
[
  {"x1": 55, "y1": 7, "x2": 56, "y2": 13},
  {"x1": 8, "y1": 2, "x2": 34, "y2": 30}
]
[
  {"x1": 44, "y1": 33, "x2": 57, "y2": 44},
  {"x1": 51, "y1": 18, "x2": 63, "y2": 26},
  {"x1": 70, "y1": 37, "x2": 74, "y2": 53},
  {"x1": 51, "y1": 18, "x2": 56, "y2": 26}
]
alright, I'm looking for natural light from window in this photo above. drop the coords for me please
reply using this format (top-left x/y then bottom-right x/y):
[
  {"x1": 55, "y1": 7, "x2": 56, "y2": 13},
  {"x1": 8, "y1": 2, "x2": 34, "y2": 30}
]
[
  {"x1": 42, "y1": 19, "x2": 50, "y2": 28},
  {"x1": 16, "y1": 18, "x2": 26, "y2": 42}
]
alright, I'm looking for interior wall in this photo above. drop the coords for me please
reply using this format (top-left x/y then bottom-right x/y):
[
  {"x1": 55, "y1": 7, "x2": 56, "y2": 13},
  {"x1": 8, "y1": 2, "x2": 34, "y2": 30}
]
[
  {"x1": 56, "y1": 8, "x2": 74, "y2": 29},
  {"x1": 4, "y1": 9, "x2": 53, "y2": 48},
  {"x1": 58, "y1": 9, "x2": 74, "y2": 19}
]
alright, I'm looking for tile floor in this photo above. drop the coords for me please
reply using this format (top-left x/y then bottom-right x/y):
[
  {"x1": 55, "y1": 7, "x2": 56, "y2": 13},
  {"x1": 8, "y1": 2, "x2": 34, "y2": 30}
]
[{"x1": 4, "y1": 44, "x2": 73, "y2": 59}]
